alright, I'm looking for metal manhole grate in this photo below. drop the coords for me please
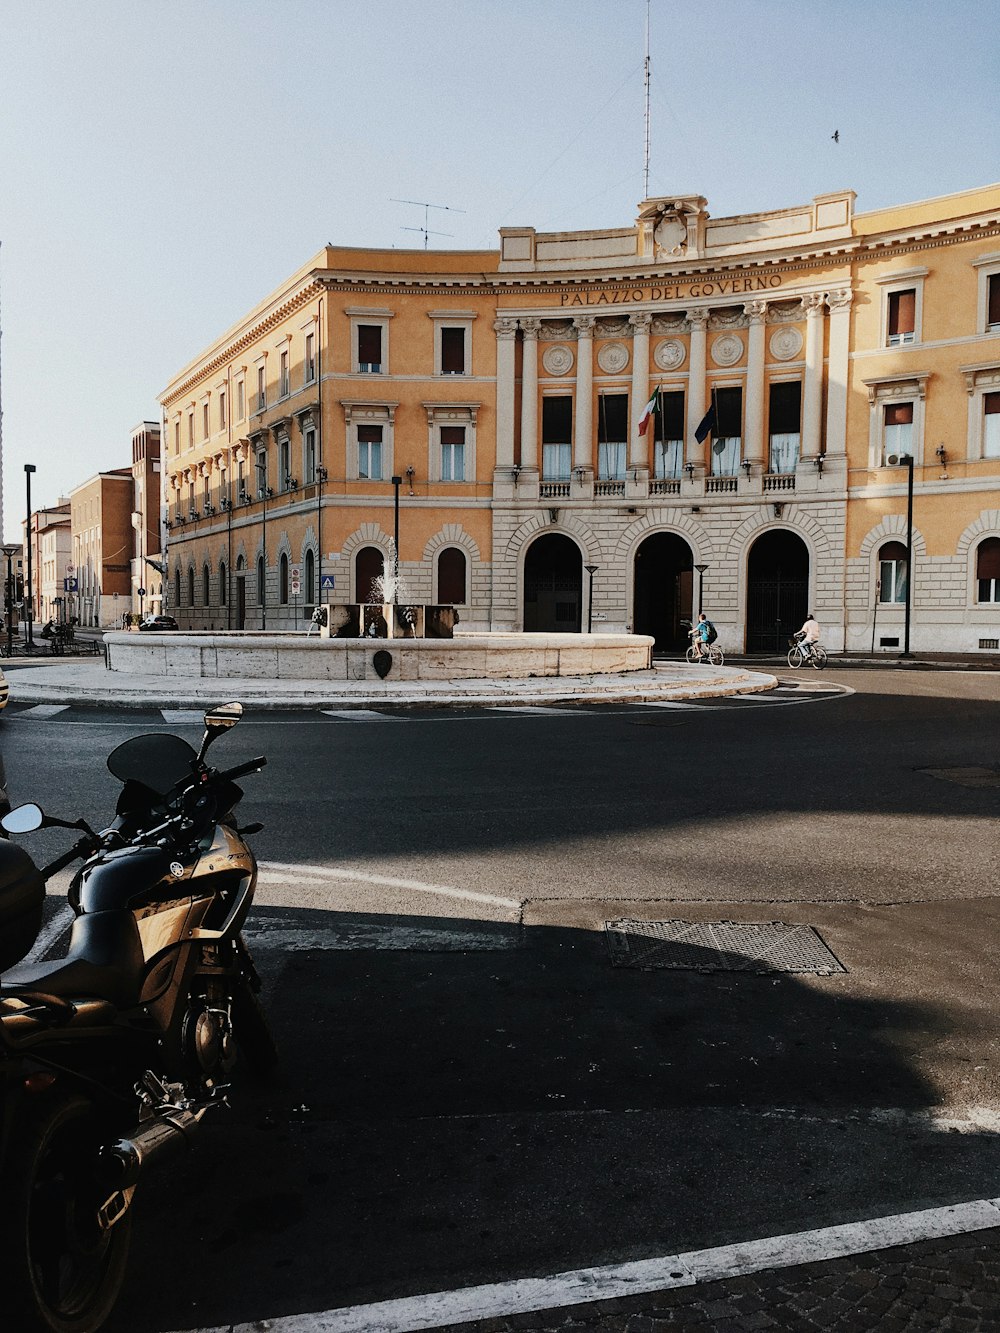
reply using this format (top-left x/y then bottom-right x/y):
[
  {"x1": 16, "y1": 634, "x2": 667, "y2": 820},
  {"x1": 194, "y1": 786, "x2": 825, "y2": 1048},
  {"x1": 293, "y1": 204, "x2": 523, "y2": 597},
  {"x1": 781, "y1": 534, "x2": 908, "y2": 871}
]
[{"x1": 605, "y1": 919, "x2": 847, "y2": 975}]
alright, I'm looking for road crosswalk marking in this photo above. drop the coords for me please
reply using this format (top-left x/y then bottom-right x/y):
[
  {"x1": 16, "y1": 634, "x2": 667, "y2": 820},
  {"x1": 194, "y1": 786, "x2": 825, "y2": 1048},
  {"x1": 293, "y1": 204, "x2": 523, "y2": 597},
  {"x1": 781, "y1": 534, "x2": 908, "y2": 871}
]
[
  {"x1": 16, "y1": 704, "x2": 70, "y2": 719},
  {"x1": 160, "y1": 709, "x2": 205, "y2": 724},
  {"x1": 321, "y1": 709, "x2": 399, "y2": 721}
]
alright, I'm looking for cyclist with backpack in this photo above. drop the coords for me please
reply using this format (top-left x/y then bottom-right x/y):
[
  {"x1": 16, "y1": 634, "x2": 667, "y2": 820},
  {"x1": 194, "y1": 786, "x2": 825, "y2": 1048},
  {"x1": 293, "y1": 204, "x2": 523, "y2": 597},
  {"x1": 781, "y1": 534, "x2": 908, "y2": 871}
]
[{"x1": 689, "y1": 612, "x2": 717, "y2": 662}]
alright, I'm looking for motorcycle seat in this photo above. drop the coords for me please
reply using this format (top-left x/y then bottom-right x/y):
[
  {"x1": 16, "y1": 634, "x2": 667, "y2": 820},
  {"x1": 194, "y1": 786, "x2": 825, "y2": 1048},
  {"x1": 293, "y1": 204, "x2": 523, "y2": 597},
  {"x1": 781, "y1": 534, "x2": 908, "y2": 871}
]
[{"x1": 1, "y1": 909, "x2": 144, "y2": 1010}]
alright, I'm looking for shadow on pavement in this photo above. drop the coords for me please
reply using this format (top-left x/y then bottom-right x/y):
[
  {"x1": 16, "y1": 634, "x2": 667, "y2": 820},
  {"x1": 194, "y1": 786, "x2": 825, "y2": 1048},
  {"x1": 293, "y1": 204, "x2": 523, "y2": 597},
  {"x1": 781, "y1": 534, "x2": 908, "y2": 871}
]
[{"x1": 106, "y1": 907, "x2": 1000, "y2": 1331}]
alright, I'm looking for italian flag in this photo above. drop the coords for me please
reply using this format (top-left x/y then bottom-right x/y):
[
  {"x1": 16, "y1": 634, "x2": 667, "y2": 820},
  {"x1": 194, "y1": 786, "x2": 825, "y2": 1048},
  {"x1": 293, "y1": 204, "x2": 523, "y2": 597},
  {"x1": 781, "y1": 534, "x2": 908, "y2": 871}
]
[{"x1": 638, "y1": 385, "x2": 661, "y2": 436}]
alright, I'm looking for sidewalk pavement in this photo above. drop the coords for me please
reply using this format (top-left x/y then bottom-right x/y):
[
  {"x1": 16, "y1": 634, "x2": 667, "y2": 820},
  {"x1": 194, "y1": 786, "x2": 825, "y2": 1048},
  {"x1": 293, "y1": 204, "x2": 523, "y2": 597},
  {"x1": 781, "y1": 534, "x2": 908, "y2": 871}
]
[{"x1": 0, "y1": 659, "x2": 779, "y2": 710}]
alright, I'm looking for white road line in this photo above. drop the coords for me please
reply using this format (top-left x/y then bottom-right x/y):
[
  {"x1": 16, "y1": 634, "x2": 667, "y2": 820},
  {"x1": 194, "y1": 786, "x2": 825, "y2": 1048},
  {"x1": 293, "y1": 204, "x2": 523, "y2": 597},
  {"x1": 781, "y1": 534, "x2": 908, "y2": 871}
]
[
  {"x1": 160, "y1": 709, "x2": 205, "y2": 723},
  {"x1": 491, "y1": 705, "x2": 592, "y2": 715},
  {"x1": 177, "y1": 1197, "x2": 1000, "y2": 1333},
  {"x1": 257, "y1": 861, "x2": 522, "y2": 912},
  {"x1": 322, "y1": 709, "x2": 399, "y2": 721},
  {"x1": 17, "y1": 704, "x2": 70, "y2": 719}
]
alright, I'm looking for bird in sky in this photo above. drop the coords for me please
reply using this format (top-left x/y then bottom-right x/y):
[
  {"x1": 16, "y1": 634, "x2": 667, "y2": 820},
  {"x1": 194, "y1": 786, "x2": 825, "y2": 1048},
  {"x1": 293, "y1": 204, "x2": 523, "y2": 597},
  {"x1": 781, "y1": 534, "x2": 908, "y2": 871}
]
[{"x1": 832, "y1": 130, "x2": 840, "y2": 143}]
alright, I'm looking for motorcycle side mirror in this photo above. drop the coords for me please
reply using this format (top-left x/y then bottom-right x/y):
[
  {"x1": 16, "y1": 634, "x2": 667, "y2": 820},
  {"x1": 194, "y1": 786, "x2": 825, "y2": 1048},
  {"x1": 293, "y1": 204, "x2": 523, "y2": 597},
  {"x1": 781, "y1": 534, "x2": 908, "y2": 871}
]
[
  {"x1": 2, "y1": 803, "x2": 45, "y2": 834},
  {"x1": 198, "y1": 701, "x2": 243, "y2": 761}
]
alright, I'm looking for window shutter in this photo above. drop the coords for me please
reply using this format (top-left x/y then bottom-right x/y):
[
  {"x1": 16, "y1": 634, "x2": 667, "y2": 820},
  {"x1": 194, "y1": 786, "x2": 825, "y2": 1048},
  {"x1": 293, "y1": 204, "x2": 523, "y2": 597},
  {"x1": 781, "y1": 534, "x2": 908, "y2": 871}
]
[
  {"x1": 440, "y1": 426, "x2": 465, "y2": 446},
  {"x1": 656, "y1": 390, "x2": 684, "y2": 441},
  {"x1": 768, "y1": 381, "x2": 802, "y2": 435},
  {"x1": 357, "y1": 425, "x2": 383, "y2": 443},
  {"x1": 985, "y1": 391, "x2": 1000, "y2": 415},
  {"x1": 884, "y1": 402, "x2": 914, "y2": 426},
  {"x1": 542, "y1": 396, "x2": 573, "y2": 444},
  {"x1": 888, "y1": 290, "x2": 916, "y2": 336},
  {"x1": 357, "y1": 325, "x2": 381, "y2": 365},
  {"x1": 438, "y1": 548, "x2": 467, "y2": 604},
  {"x1": 977, "y1": 538, "x2": 1000, "y2": 581},
  {"x1": 441, "y1": 327, "x2": 465, "y2": 374},
  {"x1": 597, "y1": 393, "x2": 628, "y2": 442},
  {"x1": 879, "y1": 541, "x2": 908, "y2": 562},
  {"x1": 988, "y1": 275, "x2": 1000, "y2": 327}
]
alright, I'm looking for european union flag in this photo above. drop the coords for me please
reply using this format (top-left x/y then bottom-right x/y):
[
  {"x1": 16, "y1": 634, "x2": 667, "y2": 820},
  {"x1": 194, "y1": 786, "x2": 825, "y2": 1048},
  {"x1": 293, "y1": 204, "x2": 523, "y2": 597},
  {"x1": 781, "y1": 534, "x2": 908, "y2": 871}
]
[{"x1": 694, "y1": 404, "x2": 715, "y2": 443}]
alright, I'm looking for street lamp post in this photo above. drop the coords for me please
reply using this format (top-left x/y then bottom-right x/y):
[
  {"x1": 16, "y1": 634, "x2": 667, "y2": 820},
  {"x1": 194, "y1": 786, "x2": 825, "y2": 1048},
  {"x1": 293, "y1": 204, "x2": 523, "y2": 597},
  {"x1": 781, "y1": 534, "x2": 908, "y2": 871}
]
[
  {"x1": 695, "y1": 562, "x2": 709, "y2": 616},
  {"x1": 24, "y1": 464, "x2": 36, "y2": 648},
  {"x1": 391, "y1": 475, "x2": 402, "y2": 604},
  {"x1": 1, "y1": 545, "x2": 18, "y2": 656},
  {"x1": 584, "y1": 564, "x2": 599, "y2": 633},
  {"x1": 888, "y1": 452, "x2": 914, "y2": 658}
]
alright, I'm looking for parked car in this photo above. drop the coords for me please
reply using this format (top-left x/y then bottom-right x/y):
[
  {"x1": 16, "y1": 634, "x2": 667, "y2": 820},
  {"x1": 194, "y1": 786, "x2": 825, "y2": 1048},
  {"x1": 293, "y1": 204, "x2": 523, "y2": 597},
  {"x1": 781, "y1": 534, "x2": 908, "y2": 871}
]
[{"x1": 139, "y1": 615, "x2": 179, "y2": 631}]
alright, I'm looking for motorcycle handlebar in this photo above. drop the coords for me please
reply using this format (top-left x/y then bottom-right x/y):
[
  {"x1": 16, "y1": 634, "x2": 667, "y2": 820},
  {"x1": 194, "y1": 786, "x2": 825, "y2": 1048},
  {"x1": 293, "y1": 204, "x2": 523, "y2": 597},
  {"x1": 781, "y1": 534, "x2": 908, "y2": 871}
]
[
  {"x1": 217, "y1": 756, "x2": 267, "y2": 783},
  {"x1": 41, "y1": 839, "x2": 92, "y2": 880}
]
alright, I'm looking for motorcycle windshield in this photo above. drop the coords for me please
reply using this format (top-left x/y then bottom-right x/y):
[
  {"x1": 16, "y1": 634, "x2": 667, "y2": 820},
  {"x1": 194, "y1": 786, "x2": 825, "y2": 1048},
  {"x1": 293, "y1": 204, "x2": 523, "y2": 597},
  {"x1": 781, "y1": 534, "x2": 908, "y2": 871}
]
[{"x1": 107, "y1": 733, "x2": 197, "y2": 796}]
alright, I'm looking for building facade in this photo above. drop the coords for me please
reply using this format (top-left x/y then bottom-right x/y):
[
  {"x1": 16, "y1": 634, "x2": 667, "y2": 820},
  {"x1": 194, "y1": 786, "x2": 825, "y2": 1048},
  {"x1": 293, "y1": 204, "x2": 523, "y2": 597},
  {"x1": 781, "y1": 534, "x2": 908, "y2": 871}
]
[
  {"x1": 160, "y1": 183, "x2": 1000, "y2": 654},
  {"x1": 25, "y1": 504, "x2": 71, "y2": 625},
  {"x1": 69, "y1": 471, "x2": 133, "y2": 627},
  {"x1": 129, "y1": 421, "x2": 163, "y2": 621}
]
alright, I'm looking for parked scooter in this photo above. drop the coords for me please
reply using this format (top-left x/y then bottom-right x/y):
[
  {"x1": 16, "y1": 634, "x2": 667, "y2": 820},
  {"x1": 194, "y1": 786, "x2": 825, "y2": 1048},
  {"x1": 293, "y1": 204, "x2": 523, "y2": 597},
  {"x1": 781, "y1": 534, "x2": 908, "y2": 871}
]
[{"x1": 0, "y1": 701, "x2": 274, "y2": 1333}]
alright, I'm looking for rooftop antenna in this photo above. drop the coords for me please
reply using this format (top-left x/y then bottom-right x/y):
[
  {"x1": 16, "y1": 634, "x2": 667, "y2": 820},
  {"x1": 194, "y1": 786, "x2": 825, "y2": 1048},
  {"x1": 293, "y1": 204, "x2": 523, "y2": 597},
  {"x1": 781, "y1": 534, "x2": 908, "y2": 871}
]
[
  {"x1": 391, "y1": 198, "x2": 465, "y2": 249},
  {"x1": 643, "y1": 0, "x2": 651, "y2": 199}
]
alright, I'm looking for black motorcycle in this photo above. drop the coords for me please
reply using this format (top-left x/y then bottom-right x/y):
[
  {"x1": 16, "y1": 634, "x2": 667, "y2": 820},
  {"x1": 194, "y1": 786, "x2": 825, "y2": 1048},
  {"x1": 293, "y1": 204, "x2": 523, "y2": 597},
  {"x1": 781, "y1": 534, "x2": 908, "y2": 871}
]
[{"x1": 0, "y1": 701, "x2": 275, "y2": 1333}]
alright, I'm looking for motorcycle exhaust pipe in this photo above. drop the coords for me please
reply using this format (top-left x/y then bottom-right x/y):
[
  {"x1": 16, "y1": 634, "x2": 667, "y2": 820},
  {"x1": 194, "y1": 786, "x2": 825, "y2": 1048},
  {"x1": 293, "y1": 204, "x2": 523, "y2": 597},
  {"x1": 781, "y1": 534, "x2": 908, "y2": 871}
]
[{"x1": 99, "y1": 1106, "x2": 208, "y2": 1190}]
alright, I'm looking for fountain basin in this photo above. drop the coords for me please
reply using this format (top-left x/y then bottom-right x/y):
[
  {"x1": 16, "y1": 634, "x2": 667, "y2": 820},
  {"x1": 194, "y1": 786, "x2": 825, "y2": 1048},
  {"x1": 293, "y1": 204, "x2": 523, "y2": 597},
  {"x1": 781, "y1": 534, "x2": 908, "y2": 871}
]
[{"x1": 103, "y1": 631, "x2": 654, "y2": 682}]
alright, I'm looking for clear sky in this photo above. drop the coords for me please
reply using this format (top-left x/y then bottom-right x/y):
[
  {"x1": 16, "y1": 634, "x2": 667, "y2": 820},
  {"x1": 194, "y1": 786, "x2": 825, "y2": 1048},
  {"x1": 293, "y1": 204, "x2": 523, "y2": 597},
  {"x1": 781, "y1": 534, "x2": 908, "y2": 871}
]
[{"x1": 1, "y1": 0, "x2": 997, "y2": 536}]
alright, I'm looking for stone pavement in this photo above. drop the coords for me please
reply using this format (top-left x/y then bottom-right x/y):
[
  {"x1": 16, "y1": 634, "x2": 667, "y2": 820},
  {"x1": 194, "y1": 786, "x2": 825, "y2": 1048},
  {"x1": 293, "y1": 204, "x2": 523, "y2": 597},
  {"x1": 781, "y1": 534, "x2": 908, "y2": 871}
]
[
  {"x1": 460, "y1": 1230, "x2": 1000, "y2": 1331},
  {"x1": 0, "y1": 659, "x2": 778, "y2": 710}
]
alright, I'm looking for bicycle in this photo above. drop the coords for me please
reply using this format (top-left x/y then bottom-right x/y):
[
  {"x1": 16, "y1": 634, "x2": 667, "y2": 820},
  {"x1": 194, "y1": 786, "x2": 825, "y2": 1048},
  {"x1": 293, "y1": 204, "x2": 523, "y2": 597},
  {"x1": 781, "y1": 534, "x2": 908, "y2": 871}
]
[
  {"x1": 685, "y1": 640, "x2": 725, "y2": 667},
  {"x1": 787, "y1": 639, "x2": 828, "y2": 670}
]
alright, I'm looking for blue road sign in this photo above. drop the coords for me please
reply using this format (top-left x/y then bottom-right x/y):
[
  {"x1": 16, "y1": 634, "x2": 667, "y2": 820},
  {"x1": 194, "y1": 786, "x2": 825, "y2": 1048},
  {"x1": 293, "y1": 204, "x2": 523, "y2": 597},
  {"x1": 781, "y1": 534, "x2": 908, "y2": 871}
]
[
  {"x1": 63, "y1": 577, "x2": 78, "y2": 592},
  {"x1": 320, "y1": 574, "x2": 336, "y2": 590}
]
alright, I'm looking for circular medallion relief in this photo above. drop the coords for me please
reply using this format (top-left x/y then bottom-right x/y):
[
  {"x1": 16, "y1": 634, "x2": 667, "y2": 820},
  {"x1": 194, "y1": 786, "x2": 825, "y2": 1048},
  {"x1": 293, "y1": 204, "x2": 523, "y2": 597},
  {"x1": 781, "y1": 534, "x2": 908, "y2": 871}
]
[
  {"x1": 542, "y1": 344, "x2": 574, "y2": 376},
  {"x1": 653, "y1": 338, "x2": 686, "y2": 371},
  {"x1": 769, "y1": 326, "x2": 804, "y2": 361},
  {"x1": 597, "y1": 341, "x2": 630, "y2": 374},
  {"x1": 711, "y1": 334, "x2": 744, "y2": 367}
]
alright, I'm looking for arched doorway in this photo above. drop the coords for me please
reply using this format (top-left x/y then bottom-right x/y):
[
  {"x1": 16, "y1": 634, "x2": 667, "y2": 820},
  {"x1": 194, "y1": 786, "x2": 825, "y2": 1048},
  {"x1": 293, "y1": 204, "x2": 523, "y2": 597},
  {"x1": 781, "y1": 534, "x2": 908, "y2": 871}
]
[
  {"x1": 356, "y1": 546, "x2": 384, "y2": 604},
  {"x1": 746, "y1": 530, "x2": 809, "y2": 652},
  {"x1": 523, "y1": 534, "x2": 582, "y2": 632},
  {"x1": 633, "y1": 533, "x2": 694, "y2": 652}
]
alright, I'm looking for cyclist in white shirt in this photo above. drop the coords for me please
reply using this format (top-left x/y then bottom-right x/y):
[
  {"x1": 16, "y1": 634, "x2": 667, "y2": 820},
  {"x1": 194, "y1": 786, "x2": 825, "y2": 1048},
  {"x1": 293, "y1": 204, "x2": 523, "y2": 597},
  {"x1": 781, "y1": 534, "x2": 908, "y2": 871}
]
[{"x1": 795, "y1": 613, "x2": 821, "y2": 661}]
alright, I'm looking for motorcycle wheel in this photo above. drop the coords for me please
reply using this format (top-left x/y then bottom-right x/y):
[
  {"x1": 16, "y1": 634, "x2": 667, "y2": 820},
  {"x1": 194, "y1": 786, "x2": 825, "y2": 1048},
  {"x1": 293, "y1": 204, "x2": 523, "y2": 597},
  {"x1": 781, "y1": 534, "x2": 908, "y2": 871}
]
[
  {"x1": 0, "y1": 1094, "x2": 132, "y2": 1333},
  {"x1": 233, "y1": 981, "x2": 279, "y2": 1079}
]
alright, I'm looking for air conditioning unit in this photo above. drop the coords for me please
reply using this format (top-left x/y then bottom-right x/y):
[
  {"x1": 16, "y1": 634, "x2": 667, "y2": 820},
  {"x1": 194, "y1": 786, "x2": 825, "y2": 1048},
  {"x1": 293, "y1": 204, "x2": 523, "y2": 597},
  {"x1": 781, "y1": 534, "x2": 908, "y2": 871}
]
[{"x1": 886, "y1": 453, "x2": 913, "y2": 466}]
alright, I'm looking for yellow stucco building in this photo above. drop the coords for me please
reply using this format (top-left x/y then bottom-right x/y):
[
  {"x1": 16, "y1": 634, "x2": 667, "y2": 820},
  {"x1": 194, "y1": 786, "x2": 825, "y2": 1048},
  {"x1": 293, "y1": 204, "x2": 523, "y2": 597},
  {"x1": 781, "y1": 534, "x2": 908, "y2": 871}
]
[{"x1": 160, "y1": 182, "x2": 1000, "y2": 654}]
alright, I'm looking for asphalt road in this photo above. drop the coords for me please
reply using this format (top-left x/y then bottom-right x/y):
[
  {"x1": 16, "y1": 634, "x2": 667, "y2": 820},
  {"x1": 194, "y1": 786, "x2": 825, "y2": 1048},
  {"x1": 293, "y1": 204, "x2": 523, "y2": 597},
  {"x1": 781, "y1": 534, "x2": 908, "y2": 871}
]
[{"x1": 1, "y1": 669, "x2": 999, "y2": 1331}]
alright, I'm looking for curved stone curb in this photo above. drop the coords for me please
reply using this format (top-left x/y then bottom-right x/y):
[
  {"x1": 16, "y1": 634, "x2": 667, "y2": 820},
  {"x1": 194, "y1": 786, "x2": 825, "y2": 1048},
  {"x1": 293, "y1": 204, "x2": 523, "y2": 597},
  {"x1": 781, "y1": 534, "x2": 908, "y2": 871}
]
[{"x1": 1, "y1": 662, "x2": 778, "y2": 711}]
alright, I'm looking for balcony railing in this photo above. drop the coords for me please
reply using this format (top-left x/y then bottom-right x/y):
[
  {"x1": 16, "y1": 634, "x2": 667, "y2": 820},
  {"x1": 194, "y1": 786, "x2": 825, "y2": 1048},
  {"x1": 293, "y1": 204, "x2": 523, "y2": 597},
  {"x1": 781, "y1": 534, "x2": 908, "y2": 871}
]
[
  {"x1": 763, "y1": 473, "x2": 796, "y2": 491},
  {"x1": 595, "y1": 480, "x2": 626, "y2": 498},
  {"x1": 650, "y1": 478, "x2": 681, "y2": 496},
  {"x1": 705, "y1": 477, "x2": 737, "y2": 494},
  {"x1": 539, "y1": 481, "x2": 570, "y2": 498}
]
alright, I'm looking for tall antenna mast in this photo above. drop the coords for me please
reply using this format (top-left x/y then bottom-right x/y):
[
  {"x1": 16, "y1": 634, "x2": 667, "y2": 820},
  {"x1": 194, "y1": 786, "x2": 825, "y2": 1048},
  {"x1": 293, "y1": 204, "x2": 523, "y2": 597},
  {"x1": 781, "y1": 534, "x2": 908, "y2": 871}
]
[
  {"x1": 391, "y1": 198, "x2": 466, "y2": 250},
  {"x1": 643, "y1": 0, "x2": 651, "y2": 199}
]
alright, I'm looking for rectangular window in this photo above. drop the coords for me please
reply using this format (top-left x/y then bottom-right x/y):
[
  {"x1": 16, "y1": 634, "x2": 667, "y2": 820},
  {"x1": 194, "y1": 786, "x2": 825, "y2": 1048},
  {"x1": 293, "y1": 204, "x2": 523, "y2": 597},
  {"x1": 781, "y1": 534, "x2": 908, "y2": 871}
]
[
  {"x1": 173, "y1": 422, "x2": 180, "y2": 455},
  {"x1": 357, "y1": 325, "x2": 382, "y2": 373},
  {"x1": 884, "y1": 402, "x2": 914, "y2": 462},
  {"x1": 203, "y1": 403, "x2": 209, "y2": 439},
  {"x1": 357, "y1": 425, "x2": 383, "y2": 480},
  {"x1": 279, "y1": 349, "x2": 290, "y2": 397},
  {"x1": 711, "y1": 386, "x2": 743, "y2": 475},
  {"x1": 441, "y1": 327, "x2": 465, "y2": 374},
  {"x1": 542, "y1": 396, "x2": 572, "y2": 479},
  {"x1": 989, "y1": 274, "x2": 1000, "y2": 330},
  {"x1": 887, "y1": 289, "x2": 916, "y2": 345},
  {"x1": 653, "y1": 390, "x2": 684, "y2": 479},
  {"x1": 257, "y1": 365, "x2": 266, "y2": 411},
  {"x1": 304, "y1": 428, "x2": 316, "y2": 483},
  {"x1": 279, "y1": 440, "x2": 290, "y2": 488},
  {"x1": 305, "y1": 332, "x2": 316, "y2": 382},
  {"x1": 255, "y1": 452, "x2": 267, "y2": 496},
  {"x1": 218, "y1": 389, "x2": 226, "y2": 431},
  {"x1": 440, "y1": 425, "x2": 465, "y2": 481},
  {"x1": 768, "y1": 381, "x2": 801, "y2": 473},
  {"x1": 978, "y1": 539, "x2": 1000, "y2": 602},
  {"x1": 597, "y1": 393, "x2": 628, "y2": 479},
  {"x1": 879, "y1": 552, "x2": 908, "y2": 603},
  {"x1": 236, "y1": 379, "x2": 245, "y2": 421},
  {"x1": 188, "y1": 413, "x2": 194, "y2": 447},
  {"x1": 985, "y1": 391, "x2": 1000, "y2": 459}
]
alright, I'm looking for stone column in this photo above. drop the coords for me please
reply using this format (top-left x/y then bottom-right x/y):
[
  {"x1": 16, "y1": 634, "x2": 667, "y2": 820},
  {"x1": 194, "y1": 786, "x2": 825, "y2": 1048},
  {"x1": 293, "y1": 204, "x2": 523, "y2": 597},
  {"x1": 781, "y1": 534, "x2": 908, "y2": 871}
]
[
  {"x1": 801, "y1": 293, "x2": 826, "y2": 459},
  {"x1": 685, "y1": 308, "x2": 710, "y2": 466},
  {"x1": 519, "y1": 318, "x2": 540, "y2": 474},
  {"x1": 743, "y1": 300, "x2": 767, "y2": 469},
  {"x1": 629, "y1": 311, "x2": 653, "y2": 472},
  {"x1": 573, "y1": 316, "x2": 595, "y2": 472},
  {"x1": 824, "y1": 289, "x2": 853, "y2": 457},
  {"x1": 493, "y1": 318, "x2": 518, "y2": 471}
]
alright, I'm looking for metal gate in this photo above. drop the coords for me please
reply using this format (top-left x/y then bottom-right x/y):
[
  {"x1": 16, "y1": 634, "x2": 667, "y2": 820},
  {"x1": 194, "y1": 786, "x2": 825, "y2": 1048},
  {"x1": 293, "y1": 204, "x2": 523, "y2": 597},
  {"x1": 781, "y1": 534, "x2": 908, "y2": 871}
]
[
  {"x1": 746, "y1": 578, "x2": 807, "y2": 653},
  {"x1": 524, "y1": 574, "x2": 581, "y2": 632}
]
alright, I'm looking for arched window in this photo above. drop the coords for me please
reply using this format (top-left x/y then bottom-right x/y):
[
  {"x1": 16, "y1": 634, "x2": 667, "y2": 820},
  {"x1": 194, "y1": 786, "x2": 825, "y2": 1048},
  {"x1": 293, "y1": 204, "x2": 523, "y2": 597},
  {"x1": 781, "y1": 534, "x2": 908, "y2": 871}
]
[
  {"x1": 202, "y1": 564, "x2": 210, "y2": 607},
  {"x1": 437, "y1": 547, "x2": 467, "y2": 605},
  {"x1": 257, "y1": 556, "x2": 266, "y2": 605},
  {"x1": 219, "y1": 562, "x2": 227, "y2": 606},
  {"x1": 279, "y1": 553, "x2": 289, "y2": 604},
  {"x1": 977, "y1": 537, "x2": 1000, "y2": 603},
  {"x1": 305, "y1": 549, "x2": 315, "y2": 605},
  {"x1": 878, "y1": 541, "x2": 908, "y2": 604},
  {"x1": 187, "y1": 567, "x2": 195, "y2": 607},
  {"x1": 174, "y1": 569, "x2": 181, "y2": 608}
]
